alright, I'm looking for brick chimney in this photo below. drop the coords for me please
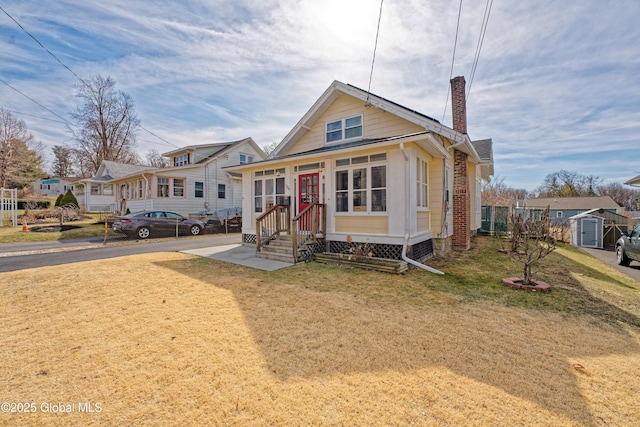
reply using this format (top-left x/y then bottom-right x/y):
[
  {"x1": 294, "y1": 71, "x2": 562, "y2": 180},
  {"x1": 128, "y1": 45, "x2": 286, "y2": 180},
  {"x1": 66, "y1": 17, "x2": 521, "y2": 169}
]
[{"x1": 450, "y1": 76, "x2": 471, "y2": 250}]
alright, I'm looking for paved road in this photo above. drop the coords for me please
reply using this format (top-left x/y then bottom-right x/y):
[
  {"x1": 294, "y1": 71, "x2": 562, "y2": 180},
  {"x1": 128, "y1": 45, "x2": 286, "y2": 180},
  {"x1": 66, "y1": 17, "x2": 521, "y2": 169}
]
[
  {"x1": 580, "y1": 246, "x2": 640, "y2": 283},
  {"x1": 0, "y1": 234, "x2": 242, "y2": 272}
]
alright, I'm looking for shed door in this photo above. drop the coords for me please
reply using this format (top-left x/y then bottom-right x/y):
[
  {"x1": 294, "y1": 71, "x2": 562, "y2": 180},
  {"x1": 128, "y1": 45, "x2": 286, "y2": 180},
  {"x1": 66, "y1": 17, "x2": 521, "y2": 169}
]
[{"x1": 581, "y1": 218, "x2": 599, "y2": 248}]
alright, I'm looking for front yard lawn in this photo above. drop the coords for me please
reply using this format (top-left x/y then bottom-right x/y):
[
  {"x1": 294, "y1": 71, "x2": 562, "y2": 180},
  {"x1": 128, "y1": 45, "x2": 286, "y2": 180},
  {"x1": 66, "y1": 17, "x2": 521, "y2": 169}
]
[{"x1": 1, "y1": 236, "x2": 638, "y2": 425}]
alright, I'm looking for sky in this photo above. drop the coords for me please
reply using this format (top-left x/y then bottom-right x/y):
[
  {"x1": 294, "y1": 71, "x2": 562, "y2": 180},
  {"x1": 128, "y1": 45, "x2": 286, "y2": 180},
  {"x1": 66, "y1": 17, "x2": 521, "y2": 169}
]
[{"x1": 1, "y1": 0, "x2": 639, "y2": 191}]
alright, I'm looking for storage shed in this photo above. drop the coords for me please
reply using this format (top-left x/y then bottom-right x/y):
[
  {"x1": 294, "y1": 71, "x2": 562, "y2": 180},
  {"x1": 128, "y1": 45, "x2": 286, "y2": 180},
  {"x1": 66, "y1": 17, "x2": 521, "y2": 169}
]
[{"x1": 569, "y1": 213, "x2": 603, "y2": 248}]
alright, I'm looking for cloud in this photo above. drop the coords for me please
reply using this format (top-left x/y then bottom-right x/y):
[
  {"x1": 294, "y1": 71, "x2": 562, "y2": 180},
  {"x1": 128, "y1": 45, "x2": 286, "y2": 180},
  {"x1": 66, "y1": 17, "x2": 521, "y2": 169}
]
[{"x1": 0, "y1": 0, "x2": 638, "y2": 189}]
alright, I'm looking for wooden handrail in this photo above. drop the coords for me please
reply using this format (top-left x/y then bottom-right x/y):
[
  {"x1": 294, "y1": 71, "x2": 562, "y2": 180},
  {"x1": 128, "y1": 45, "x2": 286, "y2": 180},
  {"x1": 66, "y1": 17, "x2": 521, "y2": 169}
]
[
  {"x1": 291, "y1": 203, "x2": 326, "y2": 261},
  {"x1": 256, "y1": 204, "x2": 290, "y2": 252}
]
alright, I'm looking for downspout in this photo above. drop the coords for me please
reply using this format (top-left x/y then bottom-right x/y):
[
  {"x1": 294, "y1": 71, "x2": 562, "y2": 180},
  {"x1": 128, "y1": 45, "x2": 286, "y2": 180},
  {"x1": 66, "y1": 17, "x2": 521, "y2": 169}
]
[{"x1": 399, "y1": 142, "x2": 444, "y2": 275}]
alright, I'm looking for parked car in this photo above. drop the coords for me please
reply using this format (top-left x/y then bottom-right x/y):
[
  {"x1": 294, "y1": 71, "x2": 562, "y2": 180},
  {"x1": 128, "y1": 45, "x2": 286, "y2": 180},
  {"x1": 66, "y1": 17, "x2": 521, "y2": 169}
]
[
  {"x1": 112, "y1": 211, "x2": 205, "y2": 240},
  {"x1": 615, "y1": 224, "x2": 640, "y2": 266},
  {"x1": 202, "y1": 207, "x2": 242, "y2": 232}
]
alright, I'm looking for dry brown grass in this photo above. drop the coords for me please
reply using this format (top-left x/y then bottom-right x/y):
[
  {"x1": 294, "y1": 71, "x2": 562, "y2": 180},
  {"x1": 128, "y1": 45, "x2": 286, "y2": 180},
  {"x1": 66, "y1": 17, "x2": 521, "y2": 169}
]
[{"x1": 1, "y1": 247, "x2": 639, "y2": 426}]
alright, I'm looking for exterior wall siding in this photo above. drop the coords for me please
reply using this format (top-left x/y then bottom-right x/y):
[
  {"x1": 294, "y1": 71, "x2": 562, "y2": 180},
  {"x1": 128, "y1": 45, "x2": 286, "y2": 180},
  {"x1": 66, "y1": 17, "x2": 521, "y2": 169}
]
[{"x1": 288, "y1": 94, "x2": 424, "y2": 155}]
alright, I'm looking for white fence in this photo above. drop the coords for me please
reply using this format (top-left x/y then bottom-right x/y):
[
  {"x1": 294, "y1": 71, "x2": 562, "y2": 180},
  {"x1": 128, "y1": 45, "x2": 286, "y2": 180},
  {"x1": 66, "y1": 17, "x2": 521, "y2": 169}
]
[{"x1": 1, "y1": 188, "x2": 18, "y2": 227}]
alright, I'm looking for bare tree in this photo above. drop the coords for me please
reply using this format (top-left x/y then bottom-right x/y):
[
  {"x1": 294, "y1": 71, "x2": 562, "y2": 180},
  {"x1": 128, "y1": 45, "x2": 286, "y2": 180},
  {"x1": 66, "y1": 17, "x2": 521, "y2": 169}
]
[
  {"x1": 482, "y1": 175, "x2": 528, "y2": 206},
  {"x1": 507, "y1": 207, "x2": 556, "y2": 285},
  {"x1": 261, "y1": 141, "x2": 280, "y2": 157},
  {"x1": 0, "y1": 108, "x2": 46, "y2": 189},
  {"x1": 597, "y1": 182, "x2": 640, "y2": 211},
  {"x1": 534, "y1": 170, "x2": 603, "y2": 197},
  {"x1": 145, "y1": 149, "x2": 169, "y2": 168},
  {"x1": 70, "y1": 75, "x2": 140, "y2": 177},
  {"x1": 52, "y1": 145, "x2": 76, "y2": 176}
]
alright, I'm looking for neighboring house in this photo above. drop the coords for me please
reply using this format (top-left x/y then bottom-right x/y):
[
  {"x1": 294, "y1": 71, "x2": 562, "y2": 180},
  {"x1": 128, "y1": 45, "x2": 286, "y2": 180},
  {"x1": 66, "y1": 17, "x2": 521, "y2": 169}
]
[
  {"x1": 624, "y1": 175, "x2": 640, "y2": 187},
  {"x1": 76, "y1": 138, "x2": 266, "y2": 215},
  {"x1": 520, "y1": 196, "x2": 624, "y2": 223},
  {"x1": 32, "y1": 176, "x2": 82, "y2": 197},
  {"x1": 228, "y1": 77, "x2": 494, "y2": 264}
]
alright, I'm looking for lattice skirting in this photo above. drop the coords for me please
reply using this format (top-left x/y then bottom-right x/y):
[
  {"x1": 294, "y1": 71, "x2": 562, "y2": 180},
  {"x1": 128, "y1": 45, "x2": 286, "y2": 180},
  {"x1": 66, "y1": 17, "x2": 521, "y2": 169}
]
[
  {"x1": 327, "y1": 239, "x2": 433, "y2": 263},
  {"x1": 243, "y1": 233, "x2": 257, "y2": 245}
]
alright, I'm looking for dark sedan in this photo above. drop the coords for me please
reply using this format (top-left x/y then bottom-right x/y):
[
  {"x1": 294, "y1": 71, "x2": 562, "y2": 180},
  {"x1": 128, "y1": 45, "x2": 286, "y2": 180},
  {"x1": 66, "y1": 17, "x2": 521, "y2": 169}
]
[{"x1": 112, "y1": 211, "x2": 205, "y2": 240}]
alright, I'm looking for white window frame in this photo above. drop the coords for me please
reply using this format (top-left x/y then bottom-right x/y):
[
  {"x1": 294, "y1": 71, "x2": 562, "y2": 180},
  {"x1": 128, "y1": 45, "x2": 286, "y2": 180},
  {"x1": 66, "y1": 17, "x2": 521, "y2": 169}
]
[
  {"x1": 173, "y1": 178, "x2": 185, "y2": 198},
  {"x1": 325, "y1": 115, "x2": 363, "y2": 144},
  {"x1": 173, "y1": 154, "x2": 189, "y2": 167},
  {"x1": 240, "y1": 153, "x2": 254, "y2": 165},
  {"x1": 157, "y1": 177, "x2": 170, "y2": 198},
  {"x1": 334, "y1": 160, "x2": 387, "y2": 215},
  {"x1": 416, "y1": 157, "x2": 429, "y2": 209}
]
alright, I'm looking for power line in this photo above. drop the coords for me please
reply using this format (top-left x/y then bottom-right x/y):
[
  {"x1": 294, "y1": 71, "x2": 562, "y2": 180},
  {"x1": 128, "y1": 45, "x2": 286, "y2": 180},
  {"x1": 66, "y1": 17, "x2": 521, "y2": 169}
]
[
  {"x1": 0, "y1": 5, "x2": 179, "y2": 148},
  {"x1": 4, "y1": 108, "x2": 70, "y2": 125},
  {"x1": 467, "y1": 0, "x2": 494, "y2": 100},
  {"x1": 442, "y1": 0, "x2": 464, "y2": 124},
  {"x1": 139, "y1": 126, "x2": 179, "y2": 148},
  {"x1": 0, "y1": 78, "x2": 74, "y2": 125},
  {"x1": 0, "y1": 5, "x2": 85, "y2": 83},
  {"x1": 366, "y1": 0, "x2": 384, "y2": 104}
]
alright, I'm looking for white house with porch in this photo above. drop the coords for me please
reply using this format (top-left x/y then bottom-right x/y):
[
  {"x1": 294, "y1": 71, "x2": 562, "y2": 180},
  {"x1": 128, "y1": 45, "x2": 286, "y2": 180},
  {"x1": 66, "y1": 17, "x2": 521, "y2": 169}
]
[
  {"x1": 227, "y1": 78, "x2": 494, "y2": 265},
  {"x1": 76, "y1": 138, "x2": 265, "y2": 216}
]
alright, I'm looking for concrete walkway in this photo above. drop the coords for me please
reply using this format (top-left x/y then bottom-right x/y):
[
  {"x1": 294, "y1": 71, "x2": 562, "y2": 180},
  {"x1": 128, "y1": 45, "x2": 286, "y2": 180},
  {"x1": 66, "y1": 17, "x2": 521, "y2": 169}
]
[{"x1": 182, "y1": 244, "x2": 294, "y2": 271}]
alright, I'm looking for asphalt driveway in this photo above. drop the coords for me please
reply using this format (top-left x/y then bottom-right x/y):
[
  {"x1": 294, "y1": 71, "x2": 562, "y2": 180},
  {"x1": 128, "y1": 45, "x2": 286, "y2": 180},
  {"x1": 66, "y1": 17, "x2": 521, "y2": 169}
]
[{"x1": 580, "y1": 246, "x2": 640, "y2": 283}]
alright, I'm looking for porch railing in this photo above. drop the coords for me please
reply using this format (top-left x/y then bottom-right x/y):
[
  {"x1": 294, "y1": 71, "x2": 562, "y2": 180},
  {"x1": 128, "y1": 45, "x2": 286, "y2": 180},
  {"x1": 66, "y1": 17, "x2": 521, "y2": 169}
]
[
  {"x1": 291, "y1": 203, "x2": 326, "y2": 261},
  {"x1": 255, "y1": 204, "x2": 290, "y2": 252}
]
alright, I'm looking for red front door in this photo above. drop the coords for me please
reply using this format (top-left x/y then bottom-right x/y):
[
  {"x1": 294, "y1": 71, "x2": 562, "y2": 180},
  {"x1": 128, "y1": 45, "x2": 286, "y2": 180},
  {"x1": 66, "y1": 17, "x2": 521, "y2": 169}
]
[
  {"x1": 298, "y1": 173, "x2": 319, "y2": 212},
  {"x1": 298, "y1": 173, "x2": 319, "y2": 231}
]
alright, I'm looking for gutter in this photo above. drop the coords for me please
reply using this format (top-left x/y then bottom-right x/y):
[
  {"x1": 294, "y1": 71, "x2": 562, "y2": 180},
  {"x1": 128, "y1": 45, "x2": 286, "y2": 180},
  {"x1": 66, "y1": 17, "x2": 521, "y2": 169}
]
[{"x1": 399, "y1": 143, "x2": 445, "y2": 275}]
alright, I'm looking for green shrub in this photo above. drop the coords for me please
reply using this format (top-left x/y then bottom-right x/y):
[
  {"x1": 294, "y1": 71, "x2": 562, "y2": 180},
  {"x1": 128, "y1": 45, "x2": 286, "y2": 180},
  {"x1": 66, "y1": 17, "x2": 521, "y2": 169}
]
[
  {"x1": 54, "y1": 194, "x2": 63, "y2": 207},
  {"x1": 59, "y1": 189, "x2": 79, "y2": 207}
]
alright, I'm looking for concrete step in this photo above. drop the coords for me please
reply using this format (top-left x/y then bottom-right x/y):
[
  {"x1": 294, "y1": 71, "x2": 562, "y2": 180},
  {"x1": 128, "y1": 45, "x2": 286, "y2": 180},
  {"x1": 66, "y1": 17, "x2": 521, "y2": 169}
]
[
  {"x1": 261, "y1": 245, "x2": 294, "y2": 255},
  {"x1": 256, "y1": 251, "x2": 296, "y2": 263}
]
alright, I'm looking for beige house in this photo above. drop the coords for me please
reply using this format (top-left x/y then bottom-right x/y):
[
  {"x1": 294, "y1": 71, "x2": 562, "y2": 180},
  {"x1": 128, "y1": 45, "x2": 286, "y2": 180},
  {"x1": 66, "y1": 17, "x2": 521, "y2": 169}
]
[
  {"x1": 228, "y1": 78, "x2": 494, "y2": 265},
  {"x1": 77, "y1": 138, "x2": 265, "y2": 216}
]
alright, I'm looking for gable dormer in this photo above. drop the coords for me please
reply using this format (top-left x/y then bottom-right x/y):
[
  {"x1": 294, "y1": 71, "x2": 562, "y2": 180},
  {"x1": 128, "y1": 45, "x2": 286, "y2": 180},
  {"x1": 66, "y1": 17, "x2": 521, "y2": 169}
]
[{"x1": 172, "y1": 152, "x2": 191, "y2": 167}]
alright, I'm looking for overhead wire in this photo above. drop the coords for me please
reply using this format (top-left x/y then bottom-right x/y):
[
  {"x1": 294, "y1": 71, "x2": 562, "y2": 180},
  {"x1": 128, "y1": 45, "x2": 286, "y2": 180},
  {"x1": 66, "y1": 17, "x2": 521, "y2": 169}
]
[
  {"x1": 0, "y1": 5, "x2": 179, "y2": 148},
  {"x1": 466, "y1": 0, "x2": 494, "y2": 100},
  {"x1": 365, "y1": 0, "x2": 384, "y2": 104},
  {"x1": 0, "y1": 78, "x2": 74, "y2": 125},
  {"x1": 441, "y1": 0, "x2": 464, "y2": 124}
]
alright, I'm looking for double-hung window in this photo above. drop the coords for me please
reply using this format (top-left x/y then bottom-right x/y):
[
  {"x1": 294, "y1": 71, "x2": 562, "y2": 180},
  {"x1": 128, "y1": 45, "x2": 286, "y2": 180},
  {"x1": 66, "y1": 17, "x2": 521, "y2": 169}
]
[
  {"x1": 326, "y1": 115, "x2": 362, "y2": 143},
  {"x1": 218, "y1": 184, "x2": 226, "y2": 199},
  {"x1": 195, "y1": 182, "x2": 204, "y2": 198},
  {"x1": 157, "y1": 177, "x2": 169, "y2": 198},
  {"x1": 240, "y1": 154, "x2": 254, "y2": 164},
  {"x1": 417, "y1": 158, "x2": 429, "y2": 208},
  {"x1": 173, "y1": 179, "x2": 184, "y2": 197}
]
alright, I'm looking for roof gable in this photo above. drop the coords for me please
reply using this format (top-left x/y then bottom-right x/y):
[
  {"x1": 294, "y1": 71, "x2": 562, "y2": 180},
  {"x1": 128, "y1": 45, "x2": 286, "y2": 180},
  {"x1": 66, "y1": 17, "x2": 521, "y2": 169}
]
[{"x1": 271, "y1": 81, "x2": 478, "y2": 160}]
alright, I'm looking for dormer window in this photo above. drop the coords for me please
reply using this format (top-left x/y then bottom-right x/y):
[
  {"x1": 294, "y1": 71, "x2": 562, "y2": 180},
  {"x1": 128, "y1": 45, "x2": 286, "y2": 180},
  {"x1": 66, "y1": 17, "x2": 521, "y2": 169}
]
[
  {"x1": 240, "y1": 154, "x2": 254, "y2": 164},
  {"x1": 174, "y1": 154, "x2": 189, "y2": 167},
  {"x1": 326, "y1": 115, "x2": 363, "y2": 143}
]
